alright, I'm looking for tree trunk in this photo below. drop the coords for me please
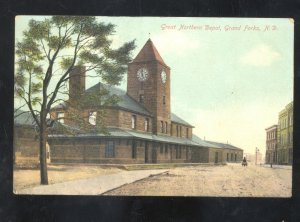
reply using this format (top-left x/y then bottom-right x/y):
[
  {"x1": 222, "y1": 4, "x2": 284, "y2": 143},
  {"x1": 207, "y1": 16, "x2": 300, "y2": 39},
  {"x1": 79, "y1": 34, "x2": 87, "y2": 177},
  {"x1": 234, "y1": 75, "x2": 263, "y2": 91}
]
[{"x1": 39, "y1": 121, "x2": 48, "y2": 185}]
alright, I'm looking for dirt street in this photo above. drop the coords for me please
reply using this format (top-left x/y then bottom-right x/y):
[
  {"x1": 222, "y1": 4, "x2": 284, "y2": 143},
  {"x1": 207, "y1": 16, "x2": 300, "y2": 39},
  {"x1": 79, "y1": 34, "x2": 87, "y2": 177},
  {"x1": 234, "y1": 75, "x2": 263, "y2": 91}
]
[{"x1": 104, "y1": 163, "x2": 292, "y2": 197}]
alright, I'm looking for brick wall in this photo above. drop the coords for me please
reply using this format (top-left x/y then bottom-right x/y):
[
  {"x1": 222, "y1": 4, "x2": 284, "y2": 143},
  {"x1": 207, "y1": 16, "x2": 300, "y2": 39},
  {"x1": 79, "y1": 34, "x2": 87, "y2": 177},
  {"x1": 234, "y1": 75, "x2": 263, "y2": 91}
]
[
  {"x1": 127, "y1": 60, "x2": 171, "y2": 135},
  {"x1": 170, "y1": 123, "x2": 193, "y2": 139},
  {"x1": 14, "y1": 126, "x2": 39, "y2": 164},
  {"x1": 223, "y1": 150, "x2": 243, "y2": 162},
  {"x1": 208, "y1": 148, "x2": 224, "y2": 164},
  {"x1": 118, "y1": 109, "x2": 152, "y2": 132},
  {"x1": 49, "y1": 138, "x2": 148, "y2": 164},
  {"x1": 191, "y1": 147, "x2": 209, "y2": 163},
  {"x1": 49, "y1": 138, "x2": 199, "y2": 164}
]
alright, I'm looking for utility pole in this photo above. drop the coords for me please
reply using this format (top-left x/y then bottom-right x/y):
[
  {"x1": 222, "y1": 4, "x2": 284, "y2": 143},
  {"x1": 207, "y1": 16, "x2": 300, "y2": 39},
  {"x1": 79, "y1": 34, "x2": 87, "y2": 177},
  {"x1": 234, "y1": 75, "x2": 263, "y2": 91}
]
[
  {"x1": 270, "y1": 152, "x2": 273, "y2": 168},
  {"x1": 255, "y1": 147, "x2": 259, "y2": 165}
]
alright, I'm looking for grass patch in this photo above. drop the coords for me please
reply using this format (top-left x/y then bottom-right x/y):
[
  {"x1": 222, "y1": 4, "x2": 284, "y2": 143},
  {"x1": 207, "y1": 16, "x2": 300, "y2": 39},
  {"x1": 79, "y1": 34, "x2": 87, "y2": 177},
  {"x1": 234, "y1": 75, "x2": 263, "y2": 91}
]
[{"x1": 124, "y1": 163, "x2": 212, "y2": 171}]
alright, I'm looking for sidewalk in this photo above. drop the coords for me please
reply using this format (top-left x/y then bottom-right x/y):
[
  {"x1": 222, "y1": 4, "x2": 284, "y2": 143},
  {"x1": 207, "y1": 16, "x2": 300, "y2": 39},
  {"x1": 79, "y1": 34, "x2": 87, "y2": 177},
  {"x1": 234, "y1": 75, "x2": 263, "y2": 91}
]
[
  {"x1": 259, "y1": 164, "x2": 292, "y2": 170},
  {"x1": 16, "y1": 169, "x2": 167, "y2": 195}
]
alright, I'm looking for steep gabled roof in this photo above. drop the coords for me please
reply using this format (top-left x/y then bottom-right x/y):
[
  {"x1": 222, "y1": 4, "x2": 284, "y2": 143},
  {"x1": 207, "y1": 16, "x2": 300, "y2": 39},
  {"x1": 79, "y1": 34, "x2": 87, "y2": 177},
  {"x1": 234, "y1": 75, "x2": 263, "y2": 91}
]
[
  {"x1": 85, "y1": 82, "x2": 152, "y2": 116},
  {"x1": 132, "y1": 39, "x2": 168, "y2": 66}
]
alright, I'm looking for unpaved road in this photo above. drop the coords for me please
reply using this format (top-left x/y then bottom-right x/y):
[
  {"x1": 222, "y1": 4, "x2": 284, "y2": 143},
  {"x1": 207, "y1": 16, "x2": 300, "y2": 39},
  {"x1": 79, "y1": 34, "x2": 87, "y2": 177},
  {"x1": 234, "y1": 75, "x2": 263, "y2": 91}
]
[{"x1": 104, "y1": 163, "x2": 292, "y2": 197}]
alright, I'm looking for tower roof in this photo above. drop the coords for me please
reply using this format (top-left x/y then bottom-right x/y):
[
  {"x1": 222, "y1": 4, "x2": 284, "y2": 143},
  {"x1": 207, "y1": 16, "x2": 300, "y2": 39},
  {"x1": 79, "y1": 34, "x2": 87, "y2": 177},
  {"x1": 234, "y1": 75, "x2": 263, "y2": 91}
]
[{"x1": 132, "y1": 39, "x2": 167, "y2": 66}]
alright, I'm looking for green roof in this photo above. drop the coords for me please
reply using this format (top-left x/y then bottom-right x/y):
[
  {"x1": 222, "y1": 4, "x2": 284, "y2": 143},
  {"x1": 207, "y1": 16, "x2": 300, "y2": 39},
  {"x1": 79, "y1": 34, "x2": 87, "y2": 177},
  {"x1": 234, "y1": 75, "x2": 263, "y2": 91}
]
[
  {"x1": 85, "y1": 82, "x2": 153, "y2": 116},
  {"x1": 205, "y1": 140, "x2": 243, "y2": 151},
  {"x1": 49, "y1": 127, "x2": 224, "y2": 149},
  {"x1": 14, "y1": 110, "x2": 36, "y2": 127},
  {"x1": 191, "y1": 134, "x2": 222, "y2": 149},
  {"x1": 171, "y1": 113, "x2": 193, "y2": 127}
]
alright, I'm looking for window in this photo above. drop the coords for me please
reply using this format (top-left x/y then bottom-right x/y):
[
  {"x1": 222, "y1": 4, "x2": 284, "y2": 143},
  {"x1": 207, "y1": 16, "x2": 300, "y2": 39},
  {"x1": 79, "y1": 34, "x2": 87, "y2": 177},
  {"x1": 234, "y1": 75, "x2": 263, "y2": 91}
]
[
  {"x1": 186, "y1": 147, "x2": 189, "y2": 159},
  {"x1": 140, "y1": 82, "x2": 144, "y2": 90},
  {"x1": 160, "y1": 144, "x2": 164, "y2": 154},
  {"x1": 89, "y1": 111, "x2": 97, "y2": 125},
  {"x1": 176, "y1": 125, "x2": 179, "y2": 137},
  {"x1": 105, "y1": 141, "x2": 115, "y2": 158},
  {"x1": 165, "y1": 144, "x2": 169, "y2": 154},
  {"x1": 145, "y1": 118, "x2": 149, "y2": 131},
  {"x1": 227, "y1": 153, "x2": 229, "y2": 161},
  {"x1": 175, "y1": 145, "x2": 179, "y2": 159},
  {"x1": 163, "y1": 96, "x2": 166, "y2": 105},
  {"x1": 131, "y1": 115, "x2": 136, "y2": 129},
  {"x1": 161, "y1": 121, "x2": 164, "y2": 133},
  {"x1": 165, "y1": 122, "x2": 168, "y2": 134},
  {"x1": 139, "y1": 94, "x2": 144, "y2": 103},
  {"x1": 132, "y1": 141, "x2": 137, "y2": 158},
  {"x1": 186, "y1": 128, "x2": 189, "y2": 138},
  {"x1": 57, "y1": 112, "x2": 64, "y2": 123},
  {"x1": 179, "y1": 146, "x2": 182, "y2": 158},
  {"x1": 179, "y1": 126, "x2": 182, "y2": 137}
]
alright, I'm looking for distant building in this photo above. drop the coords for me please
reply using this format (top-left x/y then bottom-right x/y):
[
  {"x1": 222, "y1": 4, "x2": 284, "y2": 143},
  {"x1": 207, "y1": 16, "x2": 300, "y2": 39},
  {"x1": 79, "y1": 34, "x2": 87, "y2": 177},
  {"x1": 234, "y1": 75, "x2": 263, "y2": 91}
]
[
  {"x1": 205, "y1": 141, "x2": 243, "y2": 163},
  {"x1": 277, "y1": 102, "x2": 293, "y2": 165},
  {"x1": 265, "y1": 125, "x2": 278, "y2": 164}
]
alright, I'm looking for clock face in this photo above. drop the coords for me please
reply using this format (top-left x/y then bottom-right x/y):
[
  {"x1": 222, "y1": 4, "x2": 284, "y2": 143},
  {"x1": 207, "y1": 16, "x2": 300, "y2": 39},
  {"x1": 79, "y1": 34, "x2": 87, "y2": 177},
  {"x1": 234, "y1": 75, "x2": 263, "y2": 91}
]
[
  {"x1": 137, "y1": 68, "x2": 149, "y2": 82},
  {"x1": 161, "y1": 70, "x2": 167, "y2": 84}
]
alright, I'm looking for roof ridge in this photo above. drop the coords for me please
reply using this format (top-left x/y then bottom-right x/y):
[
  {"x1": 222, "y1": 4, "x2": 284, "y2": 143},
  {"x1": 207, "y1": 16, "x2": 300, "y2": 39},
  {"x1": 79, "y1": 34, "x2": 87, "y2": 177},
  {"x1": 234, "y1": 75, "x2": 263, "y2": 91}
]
[{"x1": 132, "y1": 39, "x2": 167, "y2": 66}]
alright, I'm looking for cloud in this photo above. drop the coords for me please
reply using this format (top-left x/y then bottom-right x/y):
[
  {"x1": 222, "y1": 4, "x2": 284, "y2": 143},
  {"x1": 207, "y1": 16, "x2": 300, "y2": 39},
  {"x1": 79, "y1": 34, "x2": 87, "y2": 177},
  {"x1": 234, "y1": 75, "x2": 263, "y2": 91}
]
[
  {"x1": 239, "y1": 45, "x2": 281, "y2": 66},
  {"x1": 151, "y1": 31, "x2": 201, "y2": 57}
]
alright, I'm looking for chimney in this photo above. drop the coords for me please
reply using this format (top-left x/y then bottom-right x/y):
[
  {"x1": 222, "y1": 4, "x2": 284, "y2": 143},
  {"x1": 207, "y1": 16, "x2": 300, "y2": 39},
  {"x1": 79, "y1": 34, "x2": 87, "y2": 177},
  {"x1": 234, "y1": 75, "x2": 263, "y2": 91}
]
[{"x1": 69, "y1": 66, "x2": 86, "y2": 101}]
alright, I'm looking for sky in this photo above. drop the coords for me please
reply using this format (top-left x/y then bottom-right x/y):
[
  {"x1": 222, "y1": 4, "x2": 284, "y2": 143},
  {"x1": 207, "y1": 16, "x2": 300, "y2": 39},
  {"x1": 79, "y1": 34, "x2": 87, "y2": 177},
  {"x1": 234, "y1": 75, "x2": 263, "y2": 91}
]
[{"x1": 15, "y1": 16, "x2": 294, "y2": 157}]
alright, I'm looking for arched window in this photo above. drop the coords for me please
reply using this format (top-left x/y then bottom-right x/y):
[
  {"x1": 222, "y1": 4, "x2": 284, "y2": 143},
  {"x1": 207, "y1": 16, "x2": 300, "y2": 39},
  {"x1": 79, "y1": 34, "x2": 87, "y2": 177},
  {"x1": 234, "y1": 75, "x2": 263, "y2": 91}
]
[
  {"x1": 89, "y1": 111, "x2": 97, "y2": 125},
  {"x1": 132, "y1": 115, "x2": 136, "y2": 129},
  {"x1": 139, "y1": 94, "x2": 144, "y2": 103},
  {"x1": 57, "y1": 112, "x2": 64, "y2": 123},
  {"x1": 165, "y1": 122, "x2": 168, "y2": 133},
  {"x1": 145, "y1": 118, "x2": 149, "y2": 131}
]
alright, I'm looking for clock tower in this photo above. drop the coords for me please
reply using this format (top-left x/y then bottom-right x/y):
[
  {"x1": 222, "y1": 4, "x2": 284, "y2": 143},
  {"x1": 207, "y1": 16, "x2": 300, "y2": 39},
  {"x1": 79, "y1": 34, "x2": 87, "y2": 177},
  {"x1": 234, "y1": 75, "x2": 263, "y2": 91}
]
[{"x1": 127, "y1": 39, "x2": 171, "y2": 135}]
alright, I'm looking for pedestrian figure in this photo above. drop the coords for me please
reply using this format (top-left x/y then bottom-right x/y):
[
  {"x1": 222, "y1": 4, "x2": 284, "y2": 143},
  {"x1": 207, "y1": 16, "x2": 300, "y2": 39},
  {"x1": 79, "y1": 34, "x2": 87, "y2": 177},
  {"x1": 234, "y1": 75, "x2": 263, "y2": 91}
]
[{"x1": 242, "y1": 157, "x2": 247, "y2": 167}]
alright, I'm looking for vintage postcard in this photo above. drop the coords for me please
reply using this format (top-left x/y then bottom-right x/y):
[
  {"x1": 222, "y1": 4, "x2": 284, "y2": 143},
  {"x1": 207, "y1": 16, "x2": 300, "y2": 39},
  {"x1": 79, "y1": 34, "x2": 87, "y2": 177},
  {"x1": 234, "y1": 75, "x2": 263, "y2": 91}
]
[{"x1": 14, "y1": 16, "x2": 293, "y2": 196}]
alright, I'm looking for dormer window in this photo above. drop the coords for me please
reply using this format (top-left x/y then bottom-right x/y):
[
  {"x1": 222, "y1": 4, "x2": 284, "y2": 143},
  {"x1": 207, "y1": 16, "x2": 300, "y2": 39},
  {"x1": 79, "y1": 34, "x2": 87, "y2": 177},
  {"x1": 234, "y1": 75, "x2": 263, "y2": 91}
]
[
  {"x1": 89, "y1": 111, "x2": 97, "y2": 125},
  {"x1": 165, "y1": 122, "x2": 168, "y2": 134},
  {"x1": 57, "y1": 112, "x2": 64, "y2": 123},
  {"x1": 145, "y1": 118, "x2": 149, "y2": 131},
  {"x1": 139, "y1": 94, "x2": 144, "y2": 104},
  {"x1": 132, "y1": 115, "x2": 136, "y2": 129}
]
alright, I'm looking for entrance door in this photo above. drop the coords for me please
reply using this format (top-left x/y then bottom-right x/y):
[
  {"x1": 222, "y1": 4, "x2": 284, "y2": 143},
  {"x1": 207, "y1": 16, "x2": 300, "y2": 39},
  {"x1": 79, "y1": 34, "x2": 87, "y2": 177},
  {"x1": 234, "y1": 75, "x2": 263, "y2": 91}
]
[
  {"x1": 215, "y1": 152, "x2": 219, "y2": 163},
  {"x1": 145, "y1": 141, "x2": 149, "y2": 163},
  {"x1": 151, "y1": 144, "x2": 157, "y2": 163}
]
